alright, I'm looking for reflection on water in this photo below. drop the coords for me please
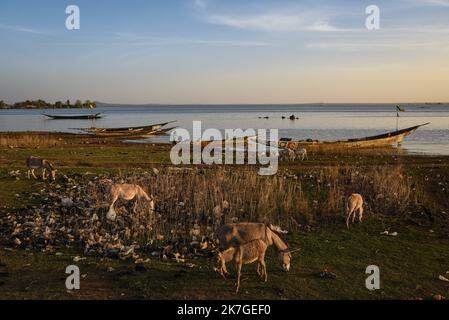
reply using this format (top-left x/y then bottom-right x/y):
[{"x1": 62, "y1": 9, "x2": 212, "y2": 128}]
[{"x1": 0, "y1": 104, "x2": 448, "y2": 155}]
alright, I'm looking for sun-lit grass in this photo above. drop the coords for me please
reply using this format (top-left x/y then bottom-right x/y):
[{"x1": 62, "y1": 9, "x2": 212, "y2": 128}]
[{"x1": 1, "y1": 135, "x2": 449, "y2": 299}]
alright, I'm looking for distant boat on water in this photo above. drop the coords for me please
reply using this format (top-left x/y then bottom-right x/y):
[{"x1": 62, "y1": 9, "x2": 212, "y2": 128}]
[{"x1": 43, "y1": 113, "x2": 103, "y2": 120}]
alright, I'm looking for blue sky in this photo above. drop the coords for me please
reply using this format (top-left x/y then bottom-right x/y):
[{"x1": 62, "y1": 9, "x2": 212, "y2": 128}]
[{"x1": 0, "y1": 0, "x2": 448, "y2": 104}]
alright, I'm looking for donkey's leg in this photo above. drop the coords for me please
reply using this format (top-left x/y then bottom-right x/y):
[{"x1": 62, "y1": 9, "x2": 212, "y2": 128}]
[
  {"x1": 220, "y1": 260, "x2": 230, "y2": 279},
  {"x1": 27, "y1": 169, "x2": 31, "y2": 179},
  {"x1": 235, "y1": 262, "x2": 242, "y2": 293},
  {"x1": 346, "y1": 208, "x2": 353, "y2": 229},
  {"x1": 222, "y1": 261, "x2": 230, "y2": 277},
  {"x1": 109, "y1": 195, "x2": 118, "y2": 211},
  {"x1": 262, "y1": 260, "x2": 268, "y2": 282},
  {"x1": 358, "y1": 206, "x2": 364, "y2": 223},
  {"x1": 31, "y1": 169, "x2": 38, "y2": 179},
  {"x1": 42, "y1": 168, "x2": 46, "y2": 180}
]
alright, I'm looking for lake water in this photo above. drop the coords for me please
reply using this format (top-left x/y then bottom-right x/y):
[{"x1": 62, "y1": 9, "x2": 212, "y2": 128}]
[{"x1": 0, "y1": 104, "x2": 448, "y2": 155}]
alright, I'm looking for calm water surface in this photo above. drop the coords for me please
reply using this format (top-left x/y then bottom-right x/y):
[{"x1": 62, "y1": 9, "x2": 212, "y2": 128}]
[{"x1": 0, "y1": 104, "x2": 448, "y2": 155}]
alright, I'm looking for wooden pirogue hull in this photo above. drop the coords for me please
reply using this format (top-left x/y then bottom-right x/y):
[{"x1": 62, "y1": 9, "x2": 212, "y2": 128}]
[
  {"x1": 196, "y1": 123, "x2": 429, "y2": 149},
  {"x1": 79, "y1": 121, "x2": 177, "y2": 137},
  {"x1": 43, "y1": 113, "x2": 102, "y2": 120},
  {"x1": 83, "y1": 124, "x2": 177, "y2": 138},
  {"x1": 279, "y1": 123, "x2": 430, "y2": 149}
]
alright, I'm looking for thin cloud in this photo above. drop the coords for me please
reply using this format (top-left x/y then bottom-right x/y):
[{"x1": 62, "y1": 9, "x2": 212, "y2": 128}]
[
  {"x1": 194, "y1": 0, "x2": 207, "y2": 9},
  {"x1": 128, "y1": 39, "x2": 273, "y2": 47},
  {"x1": 306, "y1": 40, "x2": 449, "y2": 51},
  {"x1": 206, "y1": 13, "x2": 352, "y2": 32},
  {"x1": 401, "y1": 0, "x2": 449, "y2": 7},
  {"x1": 53, "y1": 33, "x2": 274, "y2": 47},
  {"x1": 0, "y1": 24, "x2": 47, "y2": 35}
]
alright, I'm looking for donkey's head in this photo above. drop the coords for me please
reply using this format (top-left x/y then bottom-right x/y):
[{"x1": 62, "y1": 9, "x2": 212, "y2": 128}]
[
  {"x1": 45, "y1": 161, "x2": 57, "y2": 181},
  {"x1": 278, "y1": 250, "x2": 292, "y2": 272},
  {"x1": 278, "y1": 247, "x2": 301, "y2": 272}
]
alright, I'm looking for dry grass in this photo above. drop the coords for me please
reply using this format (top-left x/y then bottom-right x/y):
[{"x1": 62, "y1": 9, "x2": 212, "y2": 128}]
[
  {"x1": 0, "y1": 132, "x2": 117, "y2": 148},
  {"x1": 84, "y1": 164, "x2": 428, "y2": 246},
  {"x1": 0, "y1": 132, "x2": 65, "y2": 147}
]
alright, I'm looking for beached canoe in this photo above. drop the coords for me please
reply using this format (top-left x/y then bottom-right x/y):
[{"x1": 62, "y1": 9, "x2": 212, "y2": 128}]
[
  {"x1": 278, "y1": 123, "x2": 430, "y2": 149},
  {"x1": 43, "y1": 113, "x2": 102, "y2": 120},
  {"x1": 75, "y1": 121, "x2": 177, "y2": 137},
  {"x1": 197, "y1": 123, "x2": 429, "y2": 149}
]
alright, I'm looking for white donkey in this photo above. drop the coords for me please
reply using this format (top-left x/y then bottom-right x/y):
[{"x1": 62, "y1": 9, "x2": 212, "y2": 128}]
[
  {"x1": 278, "y1": 148, "x2": 295, "y2": 161},
  {"x1": 26, "y1": 156, "x2": 57, "y2": 181},
  {"x1": 294, "y1": 148, "x2": 308, "y2": 161},
  {"x1": 345, "y1": 193, "x2": 364, "y2": 229},
  {"x1": 106, "y1": 184, "x2": 155, "y2": 221}
]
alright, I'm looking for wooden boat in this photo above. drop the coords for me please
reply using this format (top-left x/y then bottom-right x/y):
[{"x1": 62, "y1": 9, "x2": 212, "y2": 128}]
[
  {"x1": 278, "y1": 123, "x2": 430, "y2": 149},
  {"x1": 75, "y1": 121, "x2": 177, "y2": 137},
  {"x1": 43, "y1": 113, "x2": 102, "y2": 120},
  {"x1": 197, "y1": 123, "x2": 429, "y2": 149}
]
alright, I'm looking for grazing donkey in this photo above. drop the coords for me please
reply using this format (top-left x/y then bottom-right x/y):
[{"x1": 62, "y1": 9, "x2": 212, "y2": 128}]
[
  {"x1": 278, "y1": 148, "x2": 295, "y2": 161},
  {"x1": 294, "y1": 148, "x2": 308, "y2": 161},
  {"x1": 215, "y1": 239, "x2": 268, "y2": 293},
  {"x1": 345, "y1": 193, "x2": 364, "y2": 229},
  {"x1": 107, "y1": 184, "x2": 155, "y2": 221},
  {"x1": 26, "y1": 156, "x2": 57, "y2": 181},
  {"x1": 216, "y1": 223, "x2": 296, "y2": 275}
]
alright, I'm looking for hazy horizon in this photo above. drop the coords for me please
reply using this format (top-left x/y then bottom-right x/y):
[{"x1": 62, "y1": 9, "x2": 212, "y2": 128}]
[{"x1": 1, "y1": 0, "x2": 449, "y2": 104}]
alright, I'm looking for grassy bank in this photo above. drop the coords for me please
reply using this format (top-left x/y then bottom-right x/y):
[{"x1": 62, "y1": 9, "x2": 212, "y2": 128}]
[
  {"x1": 1, "y1": 218, "x2": 449, "y2": 300},
  {"x1": 0, "y1": 132, "x2": 449, "y2": 299}
]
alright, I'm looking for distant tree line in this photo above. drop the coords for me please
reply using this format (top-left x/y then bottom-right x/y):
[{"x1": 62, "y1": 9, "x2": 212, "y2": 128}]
[{"x1": 0, "y1": 99, "x2": 96, "y2": 109}]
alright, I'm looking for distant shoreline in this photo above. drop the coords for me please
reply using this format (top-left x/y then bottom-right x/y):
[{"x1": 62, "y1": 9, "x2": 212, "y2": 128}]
[
  {"x1": 0, "y1": 99, "x2": 96, "y2": 110},
  {"x1": 2, "y1": 101, "x2": 448, "y2": 109}
]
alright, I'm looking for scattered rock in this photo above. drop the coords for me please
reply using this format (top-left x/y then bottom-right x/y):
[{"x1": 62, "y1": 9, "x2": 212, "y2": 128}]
[
  {"x1": 73, "y1": 256, "x2": 86, "y2": 262},
  {"x1": 60, "y1": 197, "x2": 74, "y2": 207},
  {"x1": 317, "y1": 269, "x2": 337, "y2": 280},
  {"x1": 438, "y1": 275, "x2": 449, "y2": 283},
  {"x1": 381, "y1": 231, "x2": 398, "y2": 237}
]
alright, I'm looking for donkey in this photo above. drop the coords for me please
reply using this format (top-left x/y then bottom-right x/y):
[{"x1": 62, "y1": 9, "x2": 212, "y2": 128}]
[
  {"x1": 279, "y1": 148, "x2": 295, "y2": 161},
  {"x1": 215, "y1": 223, "x2": 298, "y2": 276},
  {"x1": 26, "y1": 156, "x2": 57, "y2": 181},
  {"x1": 215, "y1": 239, "x2": 268, "y2": 293},
  {"x1": 294, "y1": 148, "x2": 308, "y2": 161},
  {"x1": 107, "y1": 184, "x2": 155, "y2": 221},
  {"x1": 345, "y1": 193, "x2": 364, "y2": 229}
]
